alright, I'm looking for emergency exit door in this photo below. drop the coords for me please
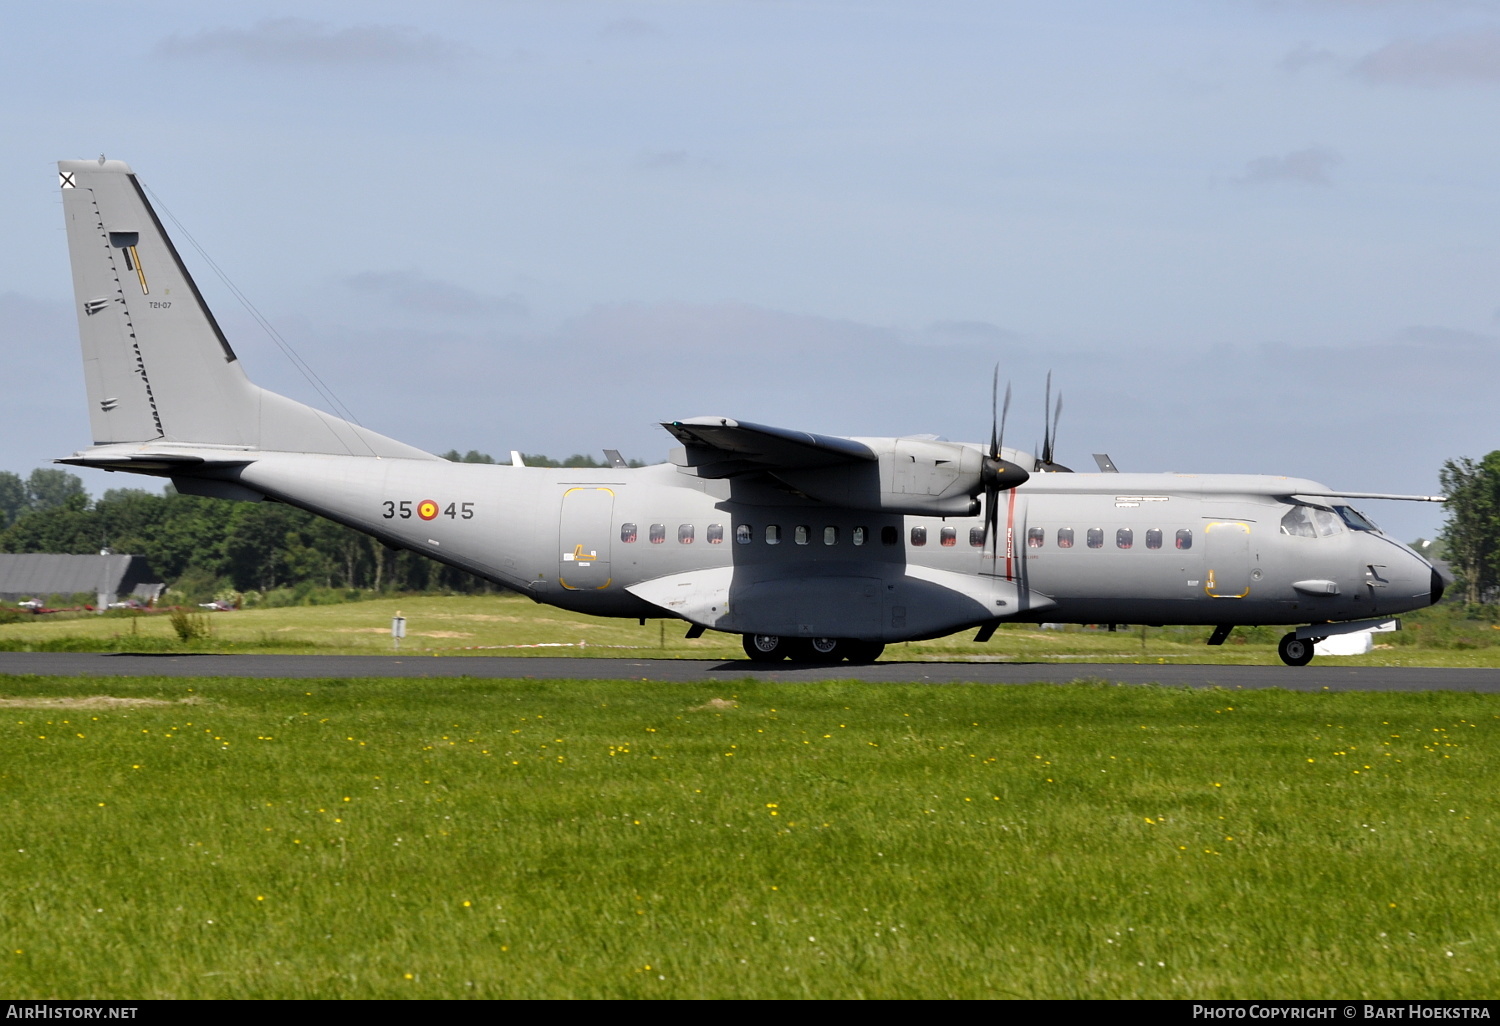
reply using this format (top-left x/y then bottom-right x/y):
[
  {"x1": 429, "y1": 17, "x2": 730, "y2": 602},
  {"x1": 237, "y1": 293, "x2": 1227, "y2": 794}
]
[
  {"x1": 558, "y1": 487, "x2": 614, "y2": 590},
  {"x1": 1203, "y1": 521, "x2": 1251, "y2": 598}
]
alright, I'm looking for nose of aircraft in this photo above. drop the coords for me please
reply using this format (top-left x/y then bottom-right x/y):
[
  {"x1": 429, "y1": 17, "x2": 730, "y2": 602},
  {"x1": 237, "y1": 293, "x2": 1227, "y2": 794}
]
[
  {"x1": 1431, "y1": 564, "x2": 1452, "y2": 605},
  {"x1": 1359, "y1": 538, "x2": 1447, "y2": 615}
]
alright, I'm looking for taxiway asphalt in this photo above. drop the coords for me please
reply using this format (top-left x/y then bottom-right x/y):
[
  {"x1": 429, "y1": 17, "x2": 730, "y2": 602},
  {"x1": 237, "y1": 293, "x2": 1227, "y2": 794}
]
[{"x1": 1, "y1": 652, "x2": 1498, "y2": 691}]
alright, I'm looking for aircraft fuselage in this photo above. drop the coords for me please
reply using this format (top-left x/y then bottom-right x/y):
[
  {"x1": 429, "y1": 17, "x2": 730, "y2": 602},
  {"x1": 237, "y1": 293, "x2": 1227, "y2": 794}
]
[{"x1": 226, "y1": 454, "x2": 1439, "y2": 643}]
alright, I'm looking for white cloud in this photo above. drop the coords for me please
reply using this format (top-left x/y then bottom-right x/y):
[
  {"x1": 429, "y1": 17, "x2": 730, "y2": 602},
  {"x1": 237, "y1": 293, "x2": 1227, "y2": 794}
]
[
  {"x1": 155, "y1": 18, "x2": 471, "y2": 67},
  {"x1": 600, "y1": 18, "x2": 663, "y2": 40},
  {"x1": 1235, "y1": 147, "x2": 1343, "y2": 185},
  {"x1": 1278, "y1": 43, "x2": 1339, "y2": 72},
  {"x1": 923, "y1": 320, "x2": 1022, "y2": 347},
  {"x1": 1356, "y1": 26, "x2": 1500, "y2": 84},
  {"x1": 343, "y1": 272, "x2": 526, "y2": 319},
  {"x1": 633, "y1": 149, "x2": 724, "y2": 176}
]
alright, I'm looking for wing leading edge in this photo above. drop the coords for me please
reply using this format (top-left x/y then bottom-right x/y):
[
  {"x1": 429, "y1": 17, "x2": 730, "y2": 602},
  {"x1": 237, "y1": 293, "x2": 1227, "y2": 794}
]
[{"x1": 663, "y1": 417, "x2": 877, "y2": 478}]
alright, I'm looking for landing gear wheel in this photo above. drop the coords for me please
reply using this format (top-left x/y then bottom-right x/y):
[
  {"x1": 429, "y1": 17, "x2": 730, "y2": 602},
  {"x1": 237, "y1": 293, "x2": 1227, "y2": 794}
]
[
  {"x1": 1278, "y1": 633, "x2": 1315, "y2": 667},
  {"x1": 843, "y1": 640, "x2": 885, "y2": 664},
  {"x1": 807, "y1": 637, "x2": 844, "y2": 662},
  {"x1": 743, "y1": 634, "x2": 790, "y2": 662}
]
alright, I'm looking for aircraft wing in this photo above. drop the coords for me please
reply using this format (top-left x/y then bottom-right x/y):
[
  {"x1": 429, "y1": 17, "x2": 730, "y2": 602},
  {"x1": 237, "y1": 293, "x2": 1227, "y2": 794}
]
[{"x1": 663, "y1": 417, "x2": 876, "y2": 478}]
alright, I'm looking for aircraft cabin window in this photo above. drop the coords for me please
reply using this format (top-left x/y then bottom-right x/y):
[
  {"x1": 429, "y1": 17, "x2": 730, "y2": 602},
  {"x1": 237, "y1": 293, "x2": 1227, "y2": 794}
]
[
  {"x1": 620, "y1": 523, "x2": 638, "y2": 543},
  {"x1": 707, "y1": 524, "x2": 724, "y2": 544},
  {"x1": 1313, "y1": 509, "x2": 1342, "y2": 538},
  {"x1": 795, "y1": 525, "x2": 810, "y2": 545},
  {"x1": 941, "y1": 527, "x2": 957, "y2": 547},
  {"x1": 1027, "y1": 527, "x2": 1044, "y2": 548},
  {"x1": 735, "y1": 524, "x2": 752, "y2": 545},
  {"x1": 1087, "y1": 528, "x2": 1104, "y2": 549},
  {"x1": 970, "y1": 527, "x2": 986, "y2": 547},
  {"x1": 882, "y1": 526, "x2": 899, "y2": 546},
  {"x1": 824, "y1": 526, "x2": 839, "y2": 545},
  {"x1": 910, "y1": 526, "x2": 927, "y2": 546},
  {"x1": 1117, "y1": 528, "x2": 1133, "y2": 549},
  {"x1": 1146, "y1": 528, "x2": 1162, "y2": 550},
  {"x1": 649, "y1": 523, "x2": 666, "y2": 544},
  {"x1": 766, "y1": 525, "x2": 781, "y2": 545},
  {"x1": 1057, "y1": 528, "x2": 1074, "y2": 548},
  {"x1": 852, "y1": 527, "x2": 866, "y2": 546},
  {"x1": 679, "y1": 524, "x2": 695, "y2": 544},
  {"x1": 1175, "y1": 529, "x2": 1192, "y2": 550}
]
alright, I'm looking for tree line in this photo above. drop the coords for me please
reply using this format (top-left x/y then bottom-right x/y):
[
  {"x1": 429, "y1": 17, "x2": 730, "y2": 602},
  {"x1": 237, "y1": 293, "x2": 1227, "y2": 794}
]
[
  {"x1": 1440, "y1": 453, "x2": 1500, "y2": 605},
  {"x1": 0, "y1": 450, "x2": 640, "y2": 604}
]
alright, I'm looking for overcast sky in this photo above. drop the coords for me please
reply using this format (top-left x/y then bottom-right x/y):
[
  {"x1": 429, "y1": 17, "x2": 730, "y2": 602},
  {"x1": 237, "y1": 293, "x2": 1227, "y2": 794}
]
[{"x1": 4, "y1": 0, "x2": 1499, "y2": 541}]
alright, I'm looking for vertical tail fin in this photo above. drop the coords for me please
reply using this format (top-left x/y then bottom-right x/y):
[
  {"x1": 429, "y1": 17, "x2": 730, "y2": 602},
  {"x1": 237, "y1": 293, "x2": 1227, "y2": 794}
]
[{"x1": 58, "y1": 158, "x2": 434, "y2": 460}]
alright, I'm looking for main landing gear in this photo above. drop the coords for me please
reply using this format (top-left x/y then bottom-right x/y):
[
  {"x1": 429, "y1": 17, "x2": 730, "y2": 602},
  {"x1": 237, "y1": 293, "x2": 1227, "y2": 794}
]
[
  {"x1": 741, "y1": 634, "x2": 885, "y2": 664},
  {"x1": 1277, "y1": 632, "x2": 1320, "y2": 667}
]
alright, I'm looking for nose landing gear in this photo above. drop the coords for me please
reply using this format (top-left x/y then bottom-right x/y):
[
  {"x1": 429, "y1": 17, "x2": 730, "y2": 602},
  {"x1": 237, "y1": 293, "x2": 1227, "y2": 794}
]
[{"x1": 1277, "y1": 632, "x2": 1321, "y2": 666}]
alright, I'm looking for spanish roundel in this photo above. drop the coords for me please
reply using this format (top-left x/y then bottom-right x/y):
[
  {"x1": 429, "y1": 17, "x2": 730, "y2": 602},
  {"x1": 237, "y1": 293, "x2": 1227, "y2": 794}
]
[{"x1": 417, "y1": 499, "x2": 440, "y2": 521}]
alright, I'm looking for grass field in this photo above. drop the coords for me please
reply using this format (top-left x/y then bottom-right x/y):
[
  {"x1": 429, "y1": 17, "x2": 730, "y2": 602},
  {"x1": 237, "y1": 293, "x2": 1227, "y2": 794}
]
[
  {"x1": 1, "y1": 673, "x2": 1497, "y2": 998},
  {"x1": 4, "y1": 593, "x2": 1500, "y2": 666}
]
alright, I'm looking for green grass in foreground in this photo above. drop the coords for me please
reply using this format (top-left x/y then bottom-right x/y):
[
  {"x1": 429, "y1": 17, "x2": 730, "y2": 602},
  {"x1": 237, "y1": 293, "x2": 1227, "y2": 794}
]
[
  {"x1": 4, "y1": 594, "x2": 1500, "y2": 666},
  {"x1": 1, "y1": 675, "x2": 1496, "y2": 998}
]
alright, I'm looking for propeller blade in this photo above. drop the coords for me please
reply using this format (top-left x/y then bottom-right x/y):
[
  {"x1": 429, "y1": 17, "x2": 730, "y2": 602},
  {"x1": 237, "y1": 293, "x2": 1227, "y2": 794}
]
[
  {"x1": 1052, "y1": 393, "x2": 1063, "y2": 456},
  {"x1": 980, "y1": 370, "x2": 1026, "y2": 571},
  {"x1": 988, "y1": 366, "x2": 999, "y2": 459},
  {"x1": 1038, "y1": 373, "x2": 1070, "y2": 473},
  {"x1": 998, "y1": 381, "x2": 1012, "y2": 456},
  {"x1": 985, "y1": 484, "x2": 1000, "y2": 569},
  {"x1": 1041, "y1": 371, "x2": 1053, "y2": 465}
]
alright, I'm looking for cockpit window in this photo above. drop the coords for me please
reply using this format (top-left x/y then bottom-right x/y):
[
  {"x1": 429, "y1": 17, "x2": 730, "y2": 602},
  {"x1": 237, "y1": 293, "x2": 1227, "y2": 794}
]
[
  {"x1": 1334, "y1": 505, "x2": 1380, "y2": 533},
  {"x1": 1282, "y1": 504, "x2": 1346, "y2": 538},
  {"x1": 1280, "y1": 506, "x2": 1317, "y2": 538}
]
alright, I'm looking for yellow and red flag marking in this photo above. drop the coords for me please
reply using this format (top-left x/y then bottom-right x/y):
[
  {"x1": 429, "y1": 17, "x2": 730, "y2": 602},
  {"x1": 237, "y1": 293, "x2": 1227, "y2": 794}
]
[{"x1": 417, "y1": 499, "x2": 440, "y2": 521}]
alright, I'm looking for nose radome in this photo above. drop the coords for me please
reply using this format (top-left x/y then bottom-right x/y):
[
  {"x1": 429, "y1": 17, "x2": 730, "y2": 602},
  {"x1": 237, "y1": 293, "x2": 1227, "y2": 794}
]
[{"x1": 1431, "y1": 565, "x2": 1451, "y2": 605}]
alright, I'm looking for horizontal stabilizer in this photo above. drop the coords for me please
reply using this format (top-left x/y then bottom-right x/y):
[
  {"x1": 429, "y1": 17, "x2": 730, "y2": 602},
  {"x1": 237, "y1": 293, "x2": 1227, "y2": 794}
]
[{"x1": 56, "y1": 446, "x2": 255, "y2": 475}]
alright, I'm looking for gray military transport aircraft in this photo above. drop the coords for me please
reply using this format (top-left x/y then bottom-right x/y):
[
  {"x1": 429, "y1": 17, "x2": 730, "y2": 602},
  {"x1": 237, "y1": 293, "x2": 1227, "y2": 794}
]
[{"x1": 53, "y1": 158, "x2": 1448, "y2": 666}]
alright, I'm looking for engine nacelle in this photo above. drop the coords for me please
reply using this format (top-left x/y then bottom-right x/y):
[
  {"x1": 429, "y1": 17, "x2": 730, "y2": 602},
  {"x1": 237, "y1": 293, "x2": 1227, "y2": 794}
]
[
  {"x1": 664, "y1": 419, "x2": 1030, "y2": 516},
  {"x1": 774, "y1": 438, "x2": 1018, "y2": 517}
]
